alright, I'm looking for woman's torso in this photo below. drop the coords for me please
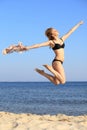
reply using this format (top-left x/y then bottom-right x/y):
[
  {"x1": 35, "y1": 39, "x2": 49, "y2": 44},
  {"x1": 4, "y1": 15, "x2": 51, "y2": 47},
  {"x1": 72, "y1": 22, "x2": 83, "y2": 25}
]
[{"x1": 51, "y1": 39, "x2": 65, "y2": 62}]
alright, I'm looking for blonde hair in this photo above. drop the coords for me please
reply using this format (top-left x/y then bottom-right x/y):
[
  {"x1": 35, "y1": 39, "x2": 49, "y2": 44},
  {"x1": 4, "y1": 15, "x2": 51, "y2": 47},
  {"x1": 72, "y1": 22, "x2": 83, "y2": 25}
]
[
  {"x1": 45, "y1": 28, "x2": 54, "y2": 40},
  {"x1": 45, "y1": 28, "x2": 55, "y2": 40}
]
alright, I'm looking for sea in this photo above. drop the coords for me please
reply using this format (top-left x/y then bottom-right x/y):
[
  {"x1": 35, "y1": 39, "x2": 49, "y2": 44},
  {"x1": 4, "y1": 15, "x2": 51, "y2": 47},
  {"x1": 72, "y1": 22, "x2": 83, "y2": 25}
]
[{"x1": 0, "y1": 82, "x2": 87, "y2": 116}]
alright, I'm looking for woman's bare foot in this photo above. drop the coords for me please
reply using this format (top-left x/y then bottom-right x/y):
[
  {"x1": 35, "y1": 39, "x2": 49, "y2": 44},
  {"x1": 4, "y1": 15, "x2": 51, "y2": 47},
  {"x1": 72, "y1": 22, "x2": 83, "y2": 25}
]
[
  {"x1": 43, "y1": 64, "x2": 52, "y2": 70},
  {"x1": 43, "y1": 64, "x2": 56, "y2": 74},
  {"x1": 35, "y1": 68, "x2": 44, "y2": 75}
]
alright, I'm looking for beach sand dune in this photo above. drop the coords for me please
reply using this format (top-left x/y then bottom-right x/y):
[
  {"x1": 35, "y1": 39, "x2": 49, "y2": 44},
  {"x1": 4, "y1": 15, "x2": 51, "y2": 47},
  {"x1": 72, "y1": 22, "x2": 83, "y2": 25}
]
[{"x1": 0, "y1": 112, "x2": 87, "y2": 130}]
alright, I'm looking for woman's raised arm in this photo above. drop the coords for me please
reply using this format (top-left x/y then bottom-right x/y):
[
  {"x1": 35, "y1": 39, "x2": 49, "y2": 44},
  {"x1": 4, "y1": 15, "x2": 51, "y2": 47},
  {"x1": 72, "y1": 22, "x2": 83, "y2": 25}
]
[{"x1": 61, "y1": 21, "x2": 84, "y2": 41}]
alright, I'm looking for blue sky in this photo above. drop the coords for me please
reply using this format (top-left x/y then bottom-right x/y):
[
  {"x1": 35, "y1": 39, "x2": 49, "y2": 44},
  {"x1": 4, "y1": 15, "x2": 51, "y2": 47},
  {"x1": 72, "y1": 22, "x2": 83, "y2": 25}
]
[{"x1": 0, "y1": 0, "x2": 87, "y2": 82}]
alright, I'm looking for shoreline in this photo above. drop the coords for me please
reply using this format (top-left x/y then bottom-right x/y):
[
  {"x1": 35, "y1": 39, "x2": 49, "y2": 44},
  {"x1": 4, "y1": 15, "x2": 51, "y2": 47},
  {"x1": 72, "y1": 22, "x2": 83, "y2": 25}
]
[{"x1": 0, "y1": 112, "x2": 87, "y2": 130}]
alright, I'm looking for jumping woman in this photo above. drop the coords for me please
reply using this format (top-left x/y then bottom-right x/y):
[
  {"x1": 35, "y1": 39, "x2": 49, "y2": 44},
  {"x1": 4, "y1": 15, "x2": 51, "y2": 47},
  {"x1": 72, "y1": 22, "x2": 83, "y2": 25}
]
[{"x1": 2, "y1": 21, "x2": 84, "y2": 85}]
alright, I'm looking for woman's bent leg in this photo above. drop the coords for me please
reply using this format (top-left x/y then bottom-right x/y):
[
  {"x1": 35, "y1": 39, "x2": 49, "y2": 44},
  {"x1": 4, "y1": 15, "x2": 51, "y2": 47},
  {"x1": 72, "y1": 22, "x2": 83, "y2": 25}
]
[
  {"x1": 43, "y1": 64, "x2": 63, "y2": 83},
  {"x1": 52, "y1": 62, "x2": 66, "y2": 84},
  {"x1": 35, "y1": 68, "x2": 60, "y2": 85}
]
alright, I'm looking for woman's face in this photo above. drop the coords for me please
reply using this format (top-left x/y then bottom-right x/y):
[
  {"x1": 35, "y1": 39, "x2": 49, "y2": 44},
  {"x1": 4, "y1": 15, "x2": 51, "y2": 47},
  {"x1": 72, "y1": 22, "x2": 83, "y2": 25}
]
[
  {"x1": 45, "y1": 28, "x2": 59, "y2": 40},
  {"x1": 51, "y1": 29, "x2": 59, "y2": 36}
]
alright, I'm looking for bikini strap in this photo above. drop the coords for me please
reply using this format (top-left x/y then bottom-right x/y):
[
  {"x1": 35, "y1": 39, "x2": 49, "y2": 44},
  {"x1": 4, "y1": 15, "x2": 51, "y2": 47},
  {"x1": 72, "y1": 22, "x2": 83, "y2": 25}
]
[{"x1": 60, "y1": 38, "x2": 64, "y2": 42}]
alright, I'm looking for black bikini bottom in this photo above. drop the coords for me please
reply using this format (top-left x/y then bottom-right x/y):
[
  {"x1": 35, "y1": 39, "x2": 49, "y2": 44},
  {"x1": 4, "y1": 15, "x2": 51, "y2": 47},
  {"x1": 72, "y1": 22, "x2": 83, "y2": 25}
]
[{"x1": 52, "y1": 59, "x2": 63, "y2": 64}]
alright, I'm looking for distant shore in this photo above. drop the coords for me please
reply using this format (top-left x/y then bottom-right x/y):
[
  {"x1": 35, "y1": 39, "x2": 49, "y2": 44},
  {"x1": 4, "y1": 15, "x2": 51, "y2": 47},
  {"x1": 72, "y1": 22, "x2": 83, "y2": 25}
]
[{"x1": 0, "y1": 112, "x2": 87, "y2": 130}]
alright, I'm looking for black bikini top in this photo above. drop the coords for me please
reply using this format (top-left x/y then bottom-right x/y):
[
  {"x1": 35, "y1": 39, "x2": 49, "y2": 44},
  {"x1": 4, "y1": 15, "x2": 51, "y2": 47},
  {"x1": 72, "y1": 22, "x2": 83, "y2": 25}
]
[{"x1": 52, "y1": 39, "x2": 65, "y2": 50}]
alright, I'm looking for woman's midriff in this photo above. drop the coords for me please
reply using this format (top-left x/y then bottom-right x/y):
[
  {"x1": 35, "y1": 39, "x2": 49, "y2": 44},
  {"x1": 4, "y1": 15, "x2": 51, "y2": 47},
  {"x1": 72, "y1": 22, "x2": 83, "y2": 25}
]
[{"x1": 54, "y1": 49, "x2": 64, "y2": 62}]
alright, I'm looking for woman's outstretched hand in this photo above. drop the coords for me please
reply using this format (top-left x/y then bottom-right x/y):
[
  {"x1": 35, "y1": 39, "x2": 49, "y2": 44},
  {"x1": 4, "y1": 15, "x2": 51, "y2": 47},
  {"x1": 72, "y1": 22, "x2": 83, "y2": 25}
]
[{"x1": 79, "y1": 20, "x2": 84, "y2": 25}]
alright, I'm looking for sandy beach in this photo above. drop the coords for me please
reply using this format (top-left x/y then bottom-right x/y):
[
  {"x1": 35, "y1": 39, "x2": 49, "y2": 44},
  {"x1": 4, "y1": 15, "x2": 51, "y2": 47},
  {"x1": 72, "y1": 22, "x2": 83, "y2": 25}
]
[{"x1": 0, "y1": 112, "x2": 87, "y2": 130}]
